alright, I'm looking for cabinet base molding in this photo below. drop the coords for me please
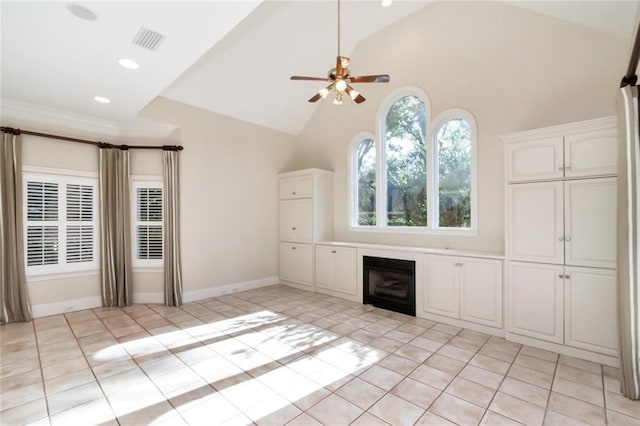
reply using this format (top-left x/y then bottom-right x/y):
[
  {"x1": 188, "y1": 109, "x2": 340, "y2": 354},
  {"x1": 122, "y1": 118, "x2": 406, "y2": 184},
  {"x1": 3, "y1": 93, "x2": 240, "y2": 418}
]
[
  {"x1": 506, "y1": 331, "x2": 619, "y2": 367},
  {"x1": 418, "y1": 311, "x2": 505, "y2": 338},
  {"x1": 280, "y1": 279, "x2": 314, "y2": 292},
  {"x1": 315, "y1": 286, "x2": 360, "y2": 303}
]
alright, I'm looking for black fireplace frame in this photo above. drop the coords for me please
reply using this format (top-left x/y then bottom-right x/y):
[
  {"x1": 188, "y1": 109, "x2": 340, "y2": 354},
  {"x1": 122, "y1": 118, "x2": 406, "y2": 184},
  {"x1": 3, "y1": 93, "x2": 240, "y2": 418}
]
[{"x1": 363, "y1": 256, "x2": 416, "y2": 316}]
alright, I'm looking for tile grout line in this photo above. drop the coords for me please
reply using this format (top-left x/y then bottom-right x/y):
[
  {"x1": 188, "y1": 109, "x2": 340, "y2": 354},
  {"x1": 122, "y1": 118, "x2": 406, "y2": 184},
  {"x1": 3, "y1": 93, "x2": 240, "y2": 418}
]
[{"x1": 30, "y1": 319, "x2": 51, "y2": 423}]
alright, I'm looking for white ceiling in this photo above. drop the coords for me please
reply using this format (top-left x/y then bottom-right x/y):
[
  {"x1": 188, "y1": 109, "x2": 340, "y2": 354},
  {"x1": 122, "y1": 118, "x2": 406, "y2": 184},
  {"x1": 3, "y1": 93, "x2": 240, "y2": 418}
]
[{"x1": 1, "y1": 1, "x2": 638, "y2": 137}]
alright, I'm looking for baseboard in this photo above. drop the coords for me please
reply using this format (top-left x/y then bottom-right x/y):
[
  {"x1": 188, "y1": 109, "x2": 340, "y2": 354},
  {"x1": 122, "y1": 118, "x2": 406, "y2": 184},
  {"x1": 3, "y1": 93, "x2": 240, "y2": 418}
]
[
  {"x1": 133, "y1": 292, "x2": 164, "y2": 304},
  {"x1": 31, "y1": 296, "x2": 102, "y2": 318},
  {"x1": 29, "y1": 277, "x2": 279, "y2": 317},
  {"x1": 182, "y1": 276, "x2": 280, "y2": 303}
]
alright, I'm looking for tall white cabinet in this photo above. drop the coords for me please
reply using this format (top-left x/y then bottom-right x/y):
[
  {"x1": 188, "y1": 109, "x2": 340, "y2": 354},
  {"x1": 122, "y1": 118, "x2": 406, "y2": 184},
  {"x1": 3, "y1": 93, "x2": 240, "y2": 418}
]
[
  {"x1": 279, "y1": 169, "x2": 333, "y2": 291},
  {"x1": 504, "y1": 117, "x2": 620, "y2": 361}
]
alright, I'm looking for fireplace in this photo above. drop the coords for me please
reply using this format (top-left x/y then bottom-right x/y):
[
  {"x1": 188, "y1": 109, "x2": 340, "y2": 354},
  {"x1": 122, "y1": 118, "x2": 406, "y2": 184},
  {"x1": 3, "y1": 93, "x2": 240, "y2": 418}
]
[{"x1": 363, "y1": 256, "x2": 416, "y2": 316}]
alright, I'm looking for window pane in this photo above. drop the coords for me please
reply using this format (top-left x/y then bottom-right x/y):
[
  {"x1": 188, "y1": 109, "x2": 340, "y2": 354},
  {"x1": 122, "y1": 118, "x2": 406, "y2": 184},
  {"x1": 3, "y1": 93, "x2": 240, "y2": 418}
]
[
  {"x1": 357, "y1": 138, "x2": 376, "y2": 225},
  {"x1": 67, "y1": 225, "x2": 93, "y2": 263},
  {"x1": 385, "y1": 95, "x2": 427, "y2": 226},
  {"x1": 27, "y1": 181, "x2": 58, "y2": 221},
  {"x1": 137, "y1": 225, "x2": 162, "y2": 260},
  {"x1": 437, "y1": 119, "x2": 471, "y2": 227},
  {"x1": 27, "y1": 226, "x2": 58, "y2": 266},
  {"x1": 67, "y1": 184, "x2": 93, "y2": 221}
]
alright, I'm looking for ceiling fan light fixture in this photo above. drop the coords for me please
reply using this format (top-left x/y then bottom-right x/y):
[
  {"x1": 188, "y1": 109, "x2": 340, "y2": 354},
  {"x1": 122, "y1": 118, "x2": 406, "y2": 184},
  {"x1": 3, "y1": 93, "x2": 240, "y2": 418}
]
[
  {"x1": 319, "y1": 88, "x2": 330, "y2": 99},
  {"x1": 333, "y1": 93, "x2": 343, "y2": 105},
  {"x1": 349, "y1": 88, "x2": 360, "y2": 101},
  {"x1": 335, "y1": 79, "x2": 347, "y2": 92}
]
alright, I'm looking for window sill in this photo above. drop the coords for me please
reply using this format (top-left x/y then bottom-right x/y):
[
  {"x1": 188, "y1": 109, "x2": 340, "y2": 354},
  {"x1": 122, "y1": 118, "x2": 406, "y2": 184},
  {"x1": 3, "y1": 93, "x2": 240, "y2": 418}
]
[
  {"x1": 27, "y1": 269, "x2": 99, "y2": 283},
  {"x1": 349, "y1": 226, "x2": 478, "y2": 237}
]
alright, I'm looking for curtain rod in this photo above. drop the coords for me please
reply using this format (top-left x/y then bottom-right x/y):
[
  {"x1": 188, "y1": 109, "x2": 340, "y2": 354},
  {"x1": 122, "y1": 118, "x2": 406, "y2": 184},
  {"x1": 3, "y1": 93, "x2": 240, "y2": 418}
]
[
  {"x1": 622, "y1": 18, "x2": 640, "y2": 87},
  {"x1": 0, "y1": 126, "x2": 184, "y2": 151}
]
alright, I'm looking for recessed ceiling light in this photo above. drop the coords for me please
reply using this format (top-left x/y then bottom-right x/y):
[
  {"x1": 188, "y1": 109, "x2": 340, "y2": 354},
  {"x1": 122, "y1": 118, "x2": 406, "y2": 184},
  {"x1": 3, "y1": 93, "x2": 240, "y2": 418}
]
[
  {"x1": 118, "y1": 58, "x2": 139, "y2": 70},
  {"x1": 66, "y1": 3, "x2": 98, "y2": 21},
  {"x1": 381, "y1": 0, "x2": 392, "y2": 6},
  {"x1": 94, "y1": 96, "x2": 111, "y2": 104}
]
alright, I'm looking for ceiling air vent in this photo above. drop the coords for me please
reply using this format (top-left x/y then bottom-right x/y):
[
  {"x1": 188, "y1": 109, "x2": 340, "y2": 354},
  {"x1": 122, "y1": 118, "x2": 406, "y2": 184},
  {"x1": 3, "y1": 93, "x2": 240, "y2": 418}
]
[{"x1": 132, "y1": 27, "x2": 165, "y2": 51}]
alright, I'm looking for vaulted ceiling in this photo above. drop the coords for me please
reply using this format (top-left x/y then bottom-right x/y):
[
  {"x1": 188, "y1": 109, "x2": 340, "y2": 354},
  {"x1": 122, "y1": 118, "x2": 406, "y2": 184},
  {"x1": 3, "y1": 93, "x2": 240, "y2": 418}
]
[{"x1": 1, "y1": 1, "x2": 638, "y2": 138}]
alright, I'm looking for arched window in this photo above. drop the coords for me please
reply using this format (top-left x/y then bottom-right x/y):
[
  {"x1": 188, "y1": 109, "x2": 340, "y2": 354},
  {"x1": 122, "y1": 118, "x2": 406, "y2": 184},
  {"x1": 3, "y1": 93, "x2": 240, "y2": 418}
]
[
  {"x1": 354, "y1": 136, "x2": 377, "y2": 226},
  {"x1": 384, "y1": 95, "x2": 427, "y2": 227},
  {"x1": 349, "y1": 87, "x2": 477, "y2": 233}
]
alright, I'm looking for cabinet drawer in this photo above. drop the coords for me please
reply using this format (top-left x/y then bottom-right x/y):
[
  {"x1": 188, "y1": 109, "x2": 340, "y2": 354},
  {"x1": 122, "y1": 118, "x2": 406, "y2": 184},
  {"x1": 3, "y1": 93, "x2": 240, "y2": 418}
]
[{"x1": 280, "y1": 175, "x2": 313, "y2": 199}]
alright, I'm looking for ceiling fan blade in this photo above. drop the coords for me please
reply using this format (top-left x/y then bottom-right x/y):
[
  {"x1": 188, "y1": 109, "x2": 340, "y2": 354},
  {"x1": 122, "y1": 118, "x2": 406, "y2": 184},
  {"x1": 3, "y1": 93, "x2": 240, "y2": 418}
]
[
  {"x1": 336, "y1": 56, "x2": 350, "y2": 77},
  {"x1": 308, "y1": 93, "x2": 322, "y2": 102},
  {"x1": 345, "y1": 85, "x2": 366, "y2": 104},
  {"x1": 349, "y1": 74, "x2": 390, "y2": 83},
  {"x1": 291, "y1": 76, "x2": 330, "y2": 81}
]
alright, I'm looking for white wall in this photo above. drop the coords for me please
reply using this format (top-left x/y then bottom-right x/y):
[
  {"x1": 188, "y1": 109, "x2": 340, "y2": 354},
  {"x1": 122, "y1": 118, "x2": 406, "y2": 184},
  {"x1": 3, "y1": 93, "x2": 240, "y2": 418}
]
[
  {"x1": 292, "y1": 1, "x2": 629, "y2": 253},
  {"x1": 139, "y1": 97, "x2": 298, "y2": 294}
]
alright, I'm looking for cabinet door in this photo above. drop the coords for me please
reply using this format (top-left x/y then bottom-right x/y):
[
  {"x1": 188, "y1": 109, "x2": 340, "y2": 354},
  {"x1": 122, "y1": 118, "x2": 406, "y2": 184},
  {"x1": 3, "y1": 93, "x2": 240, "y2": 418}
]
[
  {"x1": 316, "y1": 246, "x2": 357, "y2": 296},
  {"x1": 565, "y1": 178, "x2": 617, "y2": 268},
  {"x1": 315, "y1": 245, "x2": 336, "y2": 291},
  {"x1": 279, "y1": 243, "x2": 297, "y2": 283},
  {"x1": 459, "y1": 258, "x2": 503, "y2": 328},
  {"x1": 335, "y1": 247, "x2": 357, "y2": 296},
  {"x1": 507, "y1": 181, "x2": 564, "y2": 264},
  {"x1": 280, "y1": 175, "x2": 313, "y2": 199},
  {"x1": 279, "y1": 199, "x2": 312, "y2": 243},
  {"x1": 565, "y1": 267, "x2": 618, "y2": 356},
  {"x1": 565, "y1": 128, "x2": 617, "y2": 178},
  {"x1": 423, "y1": 255, "x2": 459, "y2": 319},
  {"x1": 279, "y1": 243, "x2": 312, "y2": 288},
  {"x1": 506, "y1": 137, "x2": 564, "y2": 182},
  {"x1": 507, "y1": 262, "x2": 564, "y2": 344}
]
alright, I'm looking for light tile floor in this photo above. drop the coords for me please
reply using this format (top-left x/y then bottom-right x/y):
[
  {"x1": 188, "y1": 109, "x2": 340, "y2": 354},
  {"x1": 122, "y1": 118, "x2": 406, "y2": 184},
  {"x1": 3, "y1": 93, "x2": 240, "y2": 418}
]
[{"x1": 1, "y1": 285, "x2": 639, "y2": 425}]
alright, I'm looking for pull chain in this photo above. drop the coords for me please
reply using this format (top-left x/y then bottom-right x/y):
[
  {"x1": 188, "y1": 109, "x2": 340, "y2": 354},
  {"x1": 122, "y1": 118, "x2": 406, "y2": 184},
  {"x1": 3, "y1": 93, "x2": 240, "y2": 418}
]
[{"x1": 337, "y1": 0, "x2": 341, "y2": 57}]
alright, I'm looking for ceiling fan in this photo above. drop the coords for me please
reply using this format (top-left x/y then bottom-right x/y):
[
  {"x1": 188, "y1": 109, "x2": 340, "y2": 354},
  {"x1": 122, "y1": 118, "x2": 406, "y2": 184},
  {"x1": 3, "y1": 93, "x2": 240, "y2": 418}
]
[{"x1": 290, "y1": 0, "x2": 390, "y2": 105}]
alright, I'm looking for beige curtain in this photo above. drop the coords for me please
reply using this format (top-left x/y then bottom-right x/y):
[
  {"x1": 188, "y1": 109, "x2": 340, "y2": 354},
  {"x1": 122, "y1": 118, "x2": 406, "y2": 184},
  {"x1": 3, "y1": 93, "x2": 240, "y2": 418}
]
[
  {"x1": 0, "y1": 130, "x2": 32, "y2": 323},
  {"x1": 617, "y1": 85, "x2": 640, "y2": 400},
  {"x1": 162, "y1": 149, "x2": 183, "y2": 306},
  {"x1": 99, "y1": 145, "x2": 132, "y2": 307}
]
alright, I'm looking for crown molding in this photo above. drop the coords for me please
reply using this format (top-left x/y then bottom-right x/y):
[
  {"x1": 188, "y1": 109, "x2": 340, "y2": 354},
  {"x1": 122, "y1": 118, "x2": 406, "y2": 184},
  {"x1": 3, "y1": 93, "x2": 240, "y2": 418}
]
[{"x1": 0, "y1": 98, "x2": 176, "y2": 139}]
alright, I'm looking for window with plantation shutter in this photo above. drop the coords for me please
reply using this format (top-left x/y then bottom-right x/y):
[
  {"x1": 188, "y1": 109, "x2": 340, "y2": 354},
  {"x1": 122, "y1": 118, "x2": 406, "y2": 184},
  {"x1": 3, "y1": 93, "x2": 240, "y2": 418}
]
[
  {"x1": 66, "y1": 184, "x2": 94, "y2": 263},
  {"x1": 24, "y1": 171, "x2": 98, "y2": 276},
  {"x1": 132, "y1": 179, "x2": 163, "y2": 267}
]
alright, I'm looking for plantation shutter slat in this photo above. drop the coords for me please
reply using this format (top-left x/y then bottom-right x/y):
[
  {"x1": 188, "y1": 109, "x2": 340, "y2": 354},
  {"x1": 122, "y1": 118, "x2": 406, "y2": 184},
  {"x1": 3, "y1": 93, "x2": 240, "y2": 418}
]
[{"x1": 66, "y1": 184, "x2": 94, "y2": 264}]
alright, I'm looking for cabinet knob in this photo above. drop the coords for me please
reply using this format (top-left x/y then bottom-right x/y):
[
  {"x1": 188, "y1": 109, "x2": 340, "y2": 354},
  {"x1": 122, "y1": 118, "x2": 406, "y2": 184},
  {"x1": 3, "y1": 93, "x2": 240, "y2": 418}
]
[
  {"x1": 331, "y1": 250, "x2": 337, "y2": 254},
  {"x1": 558, "y1": 166, "x2": 564, "y2": 171},
  {"x1": 565, "y1": 236, "x2": 571, "y2": 242},
  {"x1": 291, "y1": 246, "x2": 296, "y2": 250},
  {"x1": 456, "y1": 263, "x2": 463, "y2": 267},
  {"x1": 558, "y1": 236, "x2": 564, "y2": 241},
  {"x1": 559, "y1": 274, "x2": 564, "y2": 279},
  {"x1": 565, "y1": 274, "x2": 570, "y2": 279},
  {"x1": 292, "y1": 227, "x2": 296, "y2": 230},
  {"x1": 292, "y1": 191, "x2": 296, "y2": 195}
]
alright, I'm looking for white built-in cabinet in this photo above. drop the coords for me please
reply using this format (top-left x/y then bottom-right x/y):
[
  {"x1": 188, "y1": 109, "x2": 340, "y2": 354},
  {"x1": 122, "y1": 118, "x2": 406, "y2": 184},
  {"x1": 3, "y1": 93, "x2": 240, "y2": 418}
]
[
  {"x1": 503, "y1": 117, "x2": 619, "y2": 361},
  {"x1": 279, "y1": 169, "x2": 333, "y2": 291},
  {"x1": 423, "y1": 255, "x2": 502, "y2": 329},
  {"x1": 315, "y1": 245, "x2": 357, "y2": 298}
]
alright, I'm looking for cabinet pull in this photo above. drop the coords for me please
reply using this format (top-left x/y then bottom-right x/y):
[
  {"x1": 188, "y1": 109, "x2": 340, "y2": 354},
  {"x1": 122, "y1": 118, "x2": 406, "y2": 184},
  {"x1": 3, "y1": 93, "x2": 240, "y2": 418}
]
[
  {"x1": 292, "y1": 227, "x2": 297, "y2": 230},
  {"x1": 292, "y1": 191, "x2": 296, "y2": 195},
  {"x1": 558, "y1": 166, "x2": 564, "y2": 171},
  {"x1": 558, "y1": 236, "x2": 564, "y2": 241},
  {"x1": 291, "y1": 246, "x2": 296, "y2": 250},
  {"x1": 565, "y1": 274, "x2": 570, "y2": 279},
  {"x1": 331, "y1": 250, "x2": 337, "y2": 254},
  {"x1": 559, "y1": 274, "x2": 564, "y2": 279},
  {"x1": 565, "y1": 236, "x2": 571, "y2": 242},
  {"x1": 456, "y1": 263, "x2": 463, "y2": 267}
]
